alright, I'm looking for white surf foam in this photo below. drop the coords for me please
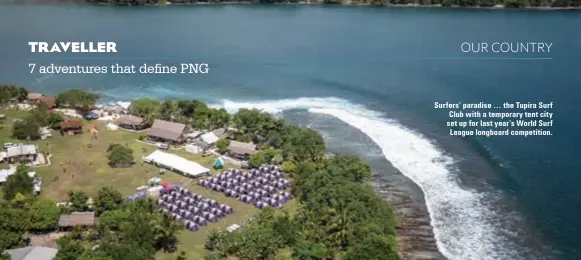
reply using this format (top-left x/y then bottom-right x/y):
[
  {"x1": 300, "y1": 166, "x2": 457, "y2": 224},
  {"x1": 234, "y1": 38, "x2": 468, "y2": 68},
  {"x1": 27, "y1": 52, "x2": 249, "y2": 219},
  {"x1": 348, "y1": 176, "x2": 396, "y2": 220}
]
[{"x1": 214, "y1": 97, "x2": 520, "y2": 260}]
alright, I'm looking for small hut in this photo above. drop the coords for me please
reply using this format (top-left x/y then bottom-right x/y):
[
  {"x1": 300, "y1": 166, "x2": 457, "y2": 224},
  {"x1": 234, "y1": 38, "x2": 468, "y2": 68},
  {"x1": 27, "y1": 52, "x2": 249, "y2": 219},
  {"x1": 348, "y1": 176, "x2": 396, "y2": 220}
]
[{"x1": 60, "y1": 120, "x2": 83, "y2": 136}]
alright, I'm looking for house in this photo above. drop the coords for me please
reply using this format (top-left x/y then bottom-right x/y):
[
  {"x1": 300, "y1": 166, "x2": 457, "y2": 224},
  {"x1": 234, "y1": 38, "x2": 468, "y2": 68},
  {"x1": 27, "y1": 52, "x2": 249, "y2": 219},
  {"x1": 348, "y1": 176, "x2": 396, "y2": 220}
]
[
  {"x1": 37, "y1": 97, "x2": 56, "y2": 108},
  {"x1": 6, "y1": 144, "x2": 39, "y2": 164},
  {"x1": 227, "y1": 141, "x2": 257, "y2": 160},
  {"x1": 58, "y1": 212, "x2": 96, "y2": 229},
  {"x1": 198, "y1": 132, "x2": 219, "y2": 148},
  {"x1": 26, "y1": 92, "x2": 44, "y2": 102},
  {"x1": 60, "y1": 120, "x2": 83, "y2": 135},
  {"x1": 117, "y1": 115, "x2": 148, "y2": 130},
  {"x1": 6, "y1": 246, "x2": 58, "y2": 260},
  {"x1": 147, "y1": 120, "x2": 187, "y2": 144}
]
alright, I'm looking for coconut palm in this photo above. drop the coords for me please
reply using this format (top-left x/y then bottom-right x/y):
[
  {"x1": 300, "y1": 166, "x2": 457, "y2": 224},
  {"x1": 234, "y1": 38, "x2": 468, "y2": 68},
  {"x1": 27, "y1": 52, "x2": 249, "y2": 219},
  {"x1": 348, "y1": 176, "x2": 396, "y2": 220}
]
[
  {"x1": 205, "y1": 229, "x2": 221, "y2": 251},
  {"x1": 152, "y1": 212, "x2": 183, "y2": 253}
]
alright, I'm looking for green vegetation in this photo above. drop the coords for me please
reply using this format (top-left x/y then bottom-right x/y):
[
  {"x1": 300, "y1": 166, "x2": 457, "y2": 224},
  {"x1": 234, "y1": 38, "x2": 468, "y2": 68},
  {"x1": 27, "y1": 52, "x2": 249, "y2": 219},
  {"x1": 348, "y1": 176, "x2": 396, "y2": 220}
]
[
  {"x1": 215, "y1": 138, "x2": 230, "y2": 154},
  {"x1": 12, "y1": 119, "x2": 40, "y2": 140},
  {"x1": 107, "y1": 144, "x2": 134, "y2": 167},
  {"x1": 0, "y1": 90, "x2": 398, "y2": 260},
  {"x1": 3, "y1": 165, "x2": 34, "y2": 200},
  {"x1": 55, "y1": 89, "x2": 99, "y2": 112},
  {"x1": 0, "y1": 84, "x2": 28, "y2": 104}
]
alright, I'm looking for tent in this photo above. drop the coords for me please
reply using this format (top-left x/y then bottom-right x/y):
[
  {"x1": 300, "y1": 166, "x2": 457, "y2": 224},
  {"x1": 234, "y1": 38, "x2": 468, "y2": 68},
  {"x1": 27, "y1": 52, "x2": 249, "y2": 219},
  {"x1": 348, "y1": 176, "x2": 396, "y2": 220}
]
[
  {"x1": 214, "y1": 157, "x2": 224, "y2": 169},
  {"x1": 106, "y1": 123, "x2": 119, "y2": 131},
  {"x1": 144, "y1": 150, "x2": 210, "y2": 177}
]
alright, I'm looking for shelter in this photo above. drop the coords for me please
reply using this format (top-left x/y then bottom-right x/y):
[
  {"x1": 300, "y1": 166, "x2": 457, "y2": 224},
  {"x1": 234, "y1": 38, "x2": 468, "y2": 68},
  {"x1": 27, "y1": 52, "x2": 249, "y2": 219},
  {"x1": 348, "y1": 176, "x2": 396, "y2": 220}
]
[
  {"x1": 117, "y1": 115, "x2": 148, "y2": 130},
  {"x1": 60, "y1": 120, "x2": 83, "y2": 136},
  {"x1": 147, "y1": 119, "x2": 187, "y2": 144},
  {"x1": 6, "y1": 144, "x2": 39, "y2": 164},
  {"x1": 59, "y1": 212, "x2": 96, "y2": 228},
  {"x1": 27, "y1": 92, "x2": 43, "y2": 102},
  {"x1": 185, "y1": 144, "x2": 201, "y2": 154},
  {"x1": 143, "y1": 150, "x2": 210, "y2": 177},
  {"x1": 37, "y1": 97, "x2": 56, "y2": 108},
  {"x1": 227, "y1": 141, "x2": 257, "y2": 160},
  {"x1": 214, "y1": 157, "x2": 224, "y2": 169},
  {"x1": 6, "y1": 246, "x2": 58, "y2": 260},
  {"x1": 199, "y1": 132, "x2": 219, "y2": 147}
]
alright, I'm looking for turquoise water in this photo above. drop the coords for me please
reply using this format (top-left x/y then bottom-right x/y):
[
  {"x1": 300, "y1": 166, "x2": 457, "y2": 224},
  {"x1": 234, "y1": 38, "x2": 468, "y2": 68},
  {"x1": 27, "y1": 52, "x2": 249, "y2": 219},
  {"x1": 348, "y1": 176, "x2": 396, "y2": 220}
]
[{"x1": 1, "y1": 5, "x2": 581, "y2": 259}]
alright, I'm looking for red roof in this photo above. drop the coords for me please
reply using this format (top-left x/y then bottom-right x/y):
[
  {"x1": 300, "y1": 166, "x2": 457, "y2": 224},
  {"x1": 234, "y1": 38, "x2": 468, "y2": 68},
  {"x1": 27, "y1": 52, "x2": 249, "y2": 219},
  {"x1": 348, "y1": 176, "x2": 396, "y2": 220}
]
[
  {"x1": 161, "y1": 181, "x2": 171, "y2": 187},
  {"x1": 38, "y1": 97, "x2": 56, "y2": 108},
  {"x1": 60, "y1": 120, "x2": 83, "y2": 129}
]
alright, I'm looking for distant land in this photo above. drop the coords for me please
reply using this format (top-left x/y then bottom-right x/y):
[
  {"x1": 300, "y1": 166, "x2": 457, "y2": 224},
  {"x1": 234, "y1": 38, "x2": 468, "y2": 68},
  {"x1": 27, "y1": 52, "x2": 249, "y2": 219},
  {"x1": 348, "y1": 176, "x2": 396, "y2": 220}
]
[{"x1": 6, "y1": 0, "x2": 581, "y2": 10}]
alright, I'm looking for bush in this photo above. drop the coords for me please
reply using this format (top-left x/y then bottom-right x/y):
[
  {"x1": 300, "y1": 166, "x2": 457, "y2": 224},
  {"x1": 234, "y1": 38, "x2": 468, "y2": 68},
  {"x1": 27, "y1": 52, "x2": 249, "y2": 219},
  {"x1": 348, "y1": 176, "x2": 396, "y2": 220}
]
[
  {"x1": 280, "y1": 161, "x2": 296, "y2": 173},
  {"x1": 216, "y1": 138, "x2": 231, "y2": 154},
  {"x1": 107, "y1": 144, "x2": 134, "y2": 167},
  {"x1": 12, "y1": 119, "x2": 40, "y2": 140}
]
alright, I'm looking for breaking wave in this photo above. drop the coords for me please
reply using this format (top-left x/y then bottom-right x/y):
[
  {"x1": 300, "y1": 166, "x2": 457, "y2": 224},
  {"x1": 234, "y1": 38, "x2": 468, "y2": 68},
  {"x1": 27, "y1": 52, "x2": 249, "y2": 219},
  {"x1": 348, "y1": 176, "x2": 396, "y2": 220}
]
[{"x1": 213, "y1": 97, "x2": 522, "y2": 260}]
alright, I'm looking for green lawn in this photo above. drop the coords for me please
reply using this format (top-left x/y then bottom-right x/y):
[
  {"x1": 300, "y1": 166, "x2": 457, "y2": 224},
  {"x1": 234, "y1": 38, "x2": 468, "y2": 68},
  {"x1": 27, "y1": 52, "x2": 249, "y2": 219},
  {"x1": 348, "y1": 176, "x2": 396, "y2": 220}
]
[{"x1": 0, "y1": 108, "x2": 297, "y2": 259}]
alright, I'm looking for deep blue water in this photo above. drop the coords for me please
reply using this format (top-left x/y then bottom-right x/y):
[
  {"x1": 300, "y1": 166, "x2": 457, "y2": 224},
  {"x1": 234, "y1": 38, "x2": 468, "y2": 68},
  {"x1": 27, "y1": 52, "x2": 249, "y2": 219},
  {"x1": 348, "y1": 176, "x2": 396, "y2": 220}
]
[{"x1": 1, "y1": 4, "x2": 580, "y2": 260}]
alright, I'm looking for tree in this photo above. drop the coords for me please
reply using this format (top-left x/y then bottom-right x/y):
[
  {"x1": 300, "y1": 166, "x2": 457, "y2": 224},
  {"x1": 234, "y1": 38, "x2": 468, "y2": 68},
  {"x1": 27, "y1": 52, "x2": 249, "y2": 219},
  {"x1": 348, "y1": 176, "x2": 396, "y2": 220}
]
[
  {"x1": 343, "y1": 234, "x2": 398, "y2": 260},
  {"x1": 56, "y1": 89, "x2": 99, "y2": 112},
  {"x1": 248, "y1": 153, "x2": 265, "y2": 169},
  {"x1": 12, "y1": 119, "x2": 40, "y2": 140},
  {"x1": 216, "y1": 139, "x2": 230, "y2": 154},
  {"x1": 68, "y1": 191, "x2": 89, "y2": 212},
  {"x1": 291, "y1": 240, "x2": 327, "y2": 260},
  {"x1": 94, "y1": 187, "x2": 124, "y2": 216},
  {"x1": 55, "y1": 237, "x2": 87, "y2": 260},
  {"x1": 47, "y1": 113, "x2": 65, "y2": 129},
  {"x1": 152, "y1": 212, "x2": 183, "y2": 253},
  {"x1": 280, "y1": 161, "x2": 296, "y2": 173},
  {"x1": 3, "y1": 165, "x2": 33, "y2": 200},
  {"x1": 128, "y1": 98, "x2": 160, "y2": 124},
  {"x1": 98, "y1": 209, "x2": 130, "y2": 231},
  {"x1": 107, "y1": 144, "x2": 134, "y2": 167},
  {"x1": 29, "y1": 198, "x2": 61, "y2": 232},
  {"x1": 176, "y1": 251, "x2": 187, "y2": 260},
  {"x1": 205, "y1": 229, "x2": 221, "y2": 251}
]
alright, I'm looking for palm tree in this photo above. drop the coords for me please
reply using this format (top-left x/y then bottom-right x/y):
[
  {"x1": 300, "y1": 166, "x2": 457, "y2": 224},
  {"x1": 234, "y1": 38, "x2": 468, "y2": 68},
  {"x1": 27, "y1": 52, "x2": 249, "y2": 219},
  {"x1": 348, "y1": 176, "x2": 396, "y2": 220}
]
[
  {"x1": 205, "y1": 229, "x2": 221, "y2": 251},
  {"x1": 325, "y1": 200, "x2": 353, "y2": 250},
  {"x1": 152, "y1": 212, "x2": 183, "y2": 253}
]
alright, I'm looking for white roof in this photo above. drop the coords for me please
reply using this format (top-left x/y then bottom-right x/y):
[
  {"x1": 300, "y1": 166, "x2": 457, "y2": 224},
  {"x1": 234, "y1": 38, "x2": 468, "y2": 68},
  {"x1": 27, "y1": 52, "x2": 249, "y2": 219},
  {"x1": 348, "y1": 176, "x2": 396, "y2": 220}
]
[
  {"x1": 7, "y1": 145, "x2": 38, "y2": 157},
  {"x1": 7, "y1": 246, "x2": 57, "y2": 260},
  {"x1": 106, "y1": 123, "x2": 119, "y2": 130},
  {"x1": 0, "y1": 168, "x2": 15, "y2": 182},
  {"x1": 200, "y1": 132, "x2": 219, "y2": 144},
  {"x1": 143, "y1": 150, "x2": 209, "y2": 177}
]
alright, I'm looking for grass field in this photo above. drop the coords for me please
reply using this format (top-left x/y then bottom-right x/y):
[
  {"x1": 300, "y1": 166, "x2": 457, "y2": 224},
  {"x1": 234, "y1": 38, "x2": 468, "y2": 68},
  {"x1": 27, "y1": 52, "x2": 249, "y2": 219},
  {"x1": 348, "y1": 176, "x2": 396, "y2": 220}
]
[{"x1": 0, "y1": 108, "x2": 296, "y2": 259}]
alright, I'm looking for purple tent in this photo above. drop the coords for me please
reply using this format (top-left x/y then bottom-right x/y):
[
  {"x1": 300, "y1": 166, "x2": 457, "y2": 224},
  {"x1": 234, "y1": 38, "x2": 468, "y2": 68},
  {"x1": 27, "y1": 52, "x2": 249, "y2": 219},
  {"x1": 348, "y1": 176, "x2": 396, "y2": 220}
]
[
  {"x1": 225, "y1": 189, "x2": 233, "y2": 197},
  {"x1": 179, "y1": 209, "x2": 186, "y2": 216},
  {"x1": 193, "y1": 194, "x2": 202, "y2": 200},
  {"x1": 210, "y1": 208, "x2": 221, "y2": 216},
  {"x1": 171, "y1": 213, "x2": 180, "y2": 220},
  {"x1": 273, "y1": 165, "x2": 280, "y2": 171},
  {"x1": 202, "y1": 212, "x2": 210, "y2": 219},
  {"x1": 187, "y1": 205, "x2": 195, "y2": 212},
  {"x1": 186, "y1": 221, "x2": 199, "y2": 231},
  {"x1": 207, "y1": 213, "x2": 217, "y2": 222},
  {"x1": 231, "y1": 191, "x2": 239, "y2": 198},
  {"x1": 217, "y1": 185, "x2": 225, "y2": 192},
  {"x1": 265, "y1": 186, "x2": 276, "y2": 193},
  {"x1": 156, "y1": 199, "x2": 164, "y2": 205},
  {"x1": 186, "y1": 197, "x2": 195, "y2": 204},
  {"x1": 217, "y1": 174, "x2": 226, "y2": 181},
  {"x1": 209, "y1": 177, "x2": 217, "y2": 184},
  {"x1": 201, "y1": 203, "x2": 210, "y2": 211},
  {"x1": 193, "y1": 207, "x2": 201, "y2": 215},
  {"x1": 223, "y1": 205, "x2": 234, "y2": 214},
  {"x1": 197, "y1": 217, "x2": 208, "y2": 226},
  {"x1": 169, "y1": 204, "x2": 178, "y2": 211},
  {"x1": 161, "y1": 194, "x2": 170, "y2": 201},
  {"x1": 234, "y1": 175, "x2": 242, "y2": 182},
  {"x1": 255, "y1": 201, "x2": 266, "y2": 209},
  {"x1": 208, "y1": 199, "x2": 218, "y2": 207},
  {"x1": 178, "y1": 201, "x2": 187, "y2": 209}
]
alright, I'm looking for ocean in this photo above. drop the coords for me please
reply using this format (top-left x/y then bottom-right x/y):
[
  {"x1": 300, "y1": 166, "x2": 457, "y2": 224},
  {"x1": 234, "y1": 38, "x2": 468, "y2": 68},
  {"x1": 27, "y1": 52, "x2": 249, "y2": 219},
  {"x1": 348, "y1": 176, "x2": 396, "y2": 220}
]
[{"x1": 1, "y1": 4, "x2": 580, "y2": 260}]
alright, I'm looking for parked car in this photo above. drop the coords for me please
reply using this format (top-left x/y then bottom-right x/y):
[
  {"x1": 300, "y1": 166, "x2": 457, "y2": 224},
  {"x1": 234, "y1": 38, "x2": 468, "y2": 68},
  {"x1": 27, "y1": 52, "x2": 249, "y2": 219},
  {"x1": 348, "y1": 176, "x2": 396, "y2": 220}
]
[
  {"x1": 156, "y1": 143, "x2": 169, "y2": 150},
  {"x1": 202, "y1": 151, "x2": 212, "y2": 157},
  {"x1": 4, "y1": 143, "x2": 13, "y2": 149}
]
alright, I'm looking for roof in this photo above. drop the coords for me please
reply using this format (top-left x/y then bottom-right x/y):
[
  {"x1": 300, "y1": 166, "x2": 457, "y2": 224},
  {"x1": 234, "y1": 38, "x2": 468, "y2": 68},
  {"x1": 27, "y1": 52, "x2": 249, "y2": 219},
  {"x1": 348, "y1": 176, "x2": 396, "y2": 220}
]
[
  {"x1": 200, "y1": 132, "x2": 219, "y2": 145},
  {"x1": 58, "y1": 212, "x2": 96, "y2": 227},
  {"x1": 6, "y1": 246, "x2": 58, "y2": 260},
  {"x1": 27, "y1": 93, "x2": 43, "y2": 100},
  {"x1": 60, "y1": 120, "x2": 83, "y2": 129},
  {"x1": 6, "y1": 145, "x2": 38, "y2": 157},
  {"x1": 117, "y1": 115, "x2": 144, "y2": 126},
  {"x1": 0, "y1": 167, "x2": 16, "y2": 183},
  {"x1": 143, "y1": 150, "x2": 210, "y2": 177},
  {"x1": 37, "y1": 97, "x2": 55, "y2": 108},
  {"x1": 228, "y1": 141, "x2": 257, "y2": 155},
  {"x1": 213, "y1": 128, "x2": 228, "y2": 138},
  {"x1": 148, "y1": 120, "x2": 186, "y2": 142}
]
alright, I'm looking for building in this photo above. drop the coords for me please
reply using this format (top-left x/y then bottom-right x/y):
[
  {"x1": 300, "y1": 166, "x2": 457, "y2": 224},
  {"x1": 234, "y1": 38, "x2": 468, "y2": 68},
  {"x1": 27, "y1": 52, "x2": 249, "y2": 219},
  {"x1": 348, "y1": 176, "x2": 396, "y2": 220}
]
[
  {"x1": 37, "y1": 97, "x2": 56, "y2": 108},
  {"x1": 26, "y1": 92, "x2": 44, "y2": 102},
  {"x1": 60, "y1": 120, "x2": 83, "y2": 136},
  {"x1": 143, "y1": 150, "x2": 210, "y2": 177},
  {"x1": 6, "y1": 144, "x2": 39, "y2": 164},
  {"x1": 147, "y1": 119, "x2": 187, "y2": 144},
  {"x1": 6, "y1": 246, "x2": 58, "y2": 260},
  {"x1": 227, "y1": 141, "x2": 257, "y2": 160},
  {"x1": 198, "y1": 132, "x2": 219, "y2": 148},
  {"x1": 117, "y1": 115, "x2": 148, "y2": 130},
  {"x1": 58, "y1": 212, "x2": 96, "y2": 229}
]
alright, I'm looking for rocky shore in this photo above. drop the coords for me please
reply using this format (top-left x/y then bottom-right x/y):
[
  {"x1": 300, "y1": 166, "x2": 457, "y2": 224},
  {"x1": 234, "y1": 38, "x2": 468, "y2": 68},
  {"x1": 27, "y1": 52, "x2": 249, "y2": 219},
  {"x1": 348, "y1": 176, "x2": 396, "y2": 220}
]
[{"x1": 373, "y1": 181, "x2": 446, "y2": 260}]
